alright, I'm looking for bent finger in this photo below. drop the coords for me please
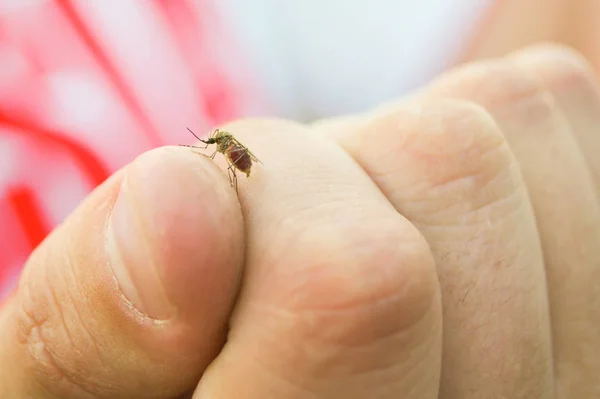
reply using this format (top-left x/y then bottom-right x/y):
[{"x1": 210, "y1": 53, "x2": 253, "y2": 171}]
[
  {"x1": 195, "y1": 118, "x2": 442, "y2": 399},
  {"x1": 507, "y1": 46, "x2": 600, "y2": 397},
  {"x1": 326, "y1": 99, "x2": 554, "y2": 398},
  {"x1": 427, "y1": 50, "x2": 600, "y2": 397}
]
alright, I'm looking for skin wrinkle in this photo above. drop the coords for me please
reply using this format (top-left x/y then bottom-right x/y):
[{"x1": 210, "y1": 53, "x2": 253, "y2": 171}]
[
  {"x1": 420, "y1": 140, "x2": 513, "y2": 195},
  {"x1": 395, "y1": 126, "x2": 524, "y2": 226},
  {"x1": 410, "y1": 184, "x2": 526, "y2": 233},
  {"x1": 45, "y1": 268, "x2": 82, "y2": 378},
  {"x1": 259, "y1": 218, "x2": 433, "y2": 320},
  {"x1": 314, "y1": 335, "x2": 429, "y2": 390},
  {"x1": 250, "y1": 352, "x2": 321, "y2": 399},
  {"x1": 354, "y1": 109, "x2": 513, "y2": 228},
  {"x1": 235, "y1": 303, "x2": 437, "y2": 396},
  {"x1": 346, "y1": 320, "x2": 436, "y2": 391},
  {"x1": 59, "y1": 249, "x2": 115, "y2": 393},
  {"x1": 416, "y1": 197, "x2": 532, "y2": 260},
  {"x1": 259, "y1": 199, "x2": 403, "y2": 295},
  {"x1": 18, "y1": 289, "x2": 97, "y2": 398},
  {"x1": 280, "y1": 266, "x2": 413, "y2": 316},
  {"x1": 28, "y1": 243, "x2": 114, "y2": 397},
  {"x1": 61, "y1": 243, "x2": 102, "y2": 365},
  {"x1": 276, "y1": 193, "x2": 362, "y2": 227},
  {"x1": 274, "y1": 285, "x2": 434, "y2": 348},
  {"x1": 19, "y1": 289, "x2": 51, "y2": 365}
]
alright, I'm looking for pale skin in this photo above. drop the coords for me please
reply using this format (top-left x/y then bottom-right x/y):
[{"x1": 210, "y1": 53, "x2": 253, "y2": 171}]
[{"x1": 0, "y1": 43, "x2": 599, "y2": 398}]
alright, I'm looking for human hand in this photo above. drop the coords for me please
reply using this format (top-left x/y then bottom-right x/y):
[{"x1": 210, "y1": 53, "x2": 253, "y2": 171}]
[
  {"x1": 315, "y1": 43, "x2": 600, "y2": 398},
  {"x1": 2, "y1": 120, "x2": 439, "y2": 398},
  {"x1": 1, "y1": 44, "x2": 598, "y2": 398}
]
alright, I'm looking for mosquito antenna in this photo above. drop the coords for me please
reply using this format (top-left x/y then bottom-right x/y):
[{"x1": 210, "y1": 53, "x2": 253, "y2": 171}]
[{"x1": 186, "y1": 127, "x2": 203, "y2": 141}]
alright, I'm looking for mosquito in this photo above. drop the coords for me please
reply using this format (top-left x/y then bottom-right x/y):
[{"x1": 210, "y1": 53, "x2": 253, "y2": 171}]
[{"x1": 181, "y1": 128, "x2": 262, "y2": 193}]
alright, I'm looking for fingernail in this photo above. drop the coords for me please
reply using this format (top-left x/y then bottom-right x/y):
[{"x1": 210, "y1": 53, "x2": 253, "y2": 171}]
[{"x1": 106, "y1": 165, "x2": 176, "y2": 320}]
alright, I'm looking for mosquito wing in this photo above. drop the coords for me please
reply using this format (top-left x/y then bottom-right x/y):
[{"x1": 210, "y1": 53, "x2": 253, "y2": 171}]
[{"x1": 231, "y1": 137, "x2": 263, "y2": 164}]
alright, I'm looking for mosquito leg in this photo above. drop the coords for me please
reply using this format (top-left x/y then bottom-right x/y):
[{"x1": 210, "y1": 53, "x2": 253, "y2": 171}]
[
  {"x1": 181, "y1": 144, "x2": 217, "y2": 159},
  {"x1": 232, "y1": 170, "x2": 238, "y2": 194},
  {"x1": 196, "y1": 141, "x2": 210, "y2": 149},
  {"x1": 226, "y1": 164, "x2": 233, "y2": 186},
  {"x1": 209, "y1": 149, "x2": 218, "y2": 159},
  {"x1": 224, "y1": 159, "x2": 234, "y2": 186},
  {"x1": 179, "y1": 144, "x2": 208, "y2": 157},
  {"x1": 224, "y1": 159, "x2": 238, "y2": 192}
]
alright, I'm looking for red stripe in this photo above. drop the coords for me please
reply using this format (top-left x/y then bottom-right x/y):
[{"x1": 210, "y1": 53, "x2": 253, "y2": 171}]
[
  {"x1": 6, "y1": 185, "x2": 51, "y2": 250},
  {"x1": 0, "y1": 109, "x2": 109, "y2": 186},
  {"x1": 154, "y1": 1, "x2": 220, "y2": 123},
  {"x1": 55, "y1": 0, "x2": 164, "y2": 147},
  {"x1": 155, "y1": 0, "x2": 241, "y2": 123}
]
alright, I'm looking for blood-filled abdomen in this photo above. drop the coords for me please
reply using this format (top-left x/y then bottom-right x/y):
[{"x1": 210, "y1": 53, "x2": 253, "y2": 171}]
[{"x1": 226, "y1": 144, "x2": 252, "y2": 176}]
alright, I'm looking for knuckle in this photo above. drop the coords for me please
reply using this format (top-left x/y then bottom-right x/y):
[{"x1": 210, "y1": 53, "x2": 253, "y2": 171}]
[
  {"x1": 421, "y1": 99, "x2": 513, "y2": 180},
  {"x1": 431, "y1": 59, "x2": 549, "y2": 111},
  {"x1": 369, "y1": 99, "x2": 523, "y2": 228},
  {"x1": 412, "y1": 99, "x2": 505, "y2": 154},
  {"x1": 513, "y1": 44, "x2": 599, "y2": 94},
  {"x1": 373, "y1": 99, "x2": 513, "y2": 193},
  {"x1": 274, "y1": 216, "x2": 438, "y2": 345},
  {"x1": 431, "y1": 58, "x2": 570, "y2": 139}
]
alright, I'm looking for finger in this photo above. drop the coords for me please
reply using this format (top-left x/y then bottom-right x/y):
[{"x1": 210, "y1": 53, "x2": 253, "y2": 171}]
[
  {"x1": 507, "y1": 44, "x2": 600, "y2": 191},
  {"x1": 325, "y1": 99, "x2": 554, "y2": 398},
  {"x1": 506, "y1": 46, "x2": 600, "y2": 397},
  {"x1": 194, "y1": 119, "x2": 442, "y2": 399},
  {"x1": 0, "y1": 147, "x2": 244, "y2": 398},
  {"x1": 427, "y1": 51, "x2": 600, "y2": 397}
]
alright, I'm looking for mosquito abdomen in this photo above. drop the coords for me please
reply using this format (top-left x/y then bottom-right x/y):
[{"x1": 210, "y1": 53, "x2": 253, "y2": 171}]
[{"x1": 227, "y1": 144, "x2": 252, "y2": 176}]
